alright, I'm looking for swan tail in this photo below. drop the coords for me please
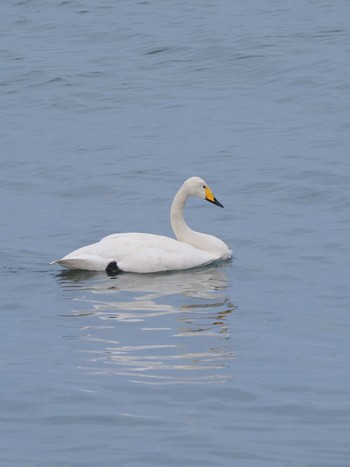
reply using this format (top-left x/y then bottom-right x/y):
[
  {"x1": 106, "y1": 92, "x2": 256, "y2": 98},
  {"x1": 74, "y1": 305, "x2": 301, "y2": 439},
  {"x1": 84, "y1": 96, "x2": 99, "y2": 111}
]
[{"x1": 51, "y1": 255, "x2": 112, "y2": 272}]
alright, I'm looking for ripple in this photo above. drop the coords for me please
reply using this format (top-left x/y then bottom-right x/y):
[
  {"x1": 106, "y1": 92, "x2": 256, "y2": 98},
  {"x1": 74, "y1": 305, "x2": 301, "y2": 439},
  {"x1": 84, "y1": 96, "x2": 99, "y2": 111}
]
[{"x1": 58, "y1": 265, "x2": 236, "y2": 385}]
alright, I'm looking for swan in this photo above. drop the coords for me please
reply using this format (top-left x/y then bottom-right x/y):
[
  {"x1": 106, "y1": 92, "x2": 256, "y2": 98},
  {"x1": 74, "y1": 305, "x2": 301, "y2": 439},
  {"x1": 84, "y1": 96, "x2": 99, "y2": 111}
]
[{"x1": 51, "y1": 176, "x2": 231, "y2": 274}]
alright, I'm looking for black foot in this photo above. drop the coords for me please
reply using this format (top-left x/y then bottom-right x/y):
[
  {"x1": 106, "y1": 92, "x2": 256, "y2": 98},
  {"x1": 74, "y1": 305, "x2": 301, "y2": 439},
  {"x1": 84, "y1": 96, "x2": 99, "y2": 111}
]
[{"x1": 106, "y1": 261, "x2": 120, "y2": 275}]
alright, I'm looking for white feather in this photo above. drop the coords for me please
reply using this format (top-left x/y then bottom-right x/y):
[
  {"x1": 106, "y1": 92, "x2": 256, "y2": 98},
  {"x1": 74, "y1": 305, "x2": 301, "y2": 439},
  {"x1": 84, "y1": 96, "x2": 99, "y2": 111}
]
[{"x1": 51, "y1": 177, "x2": 231, "y2": 273}]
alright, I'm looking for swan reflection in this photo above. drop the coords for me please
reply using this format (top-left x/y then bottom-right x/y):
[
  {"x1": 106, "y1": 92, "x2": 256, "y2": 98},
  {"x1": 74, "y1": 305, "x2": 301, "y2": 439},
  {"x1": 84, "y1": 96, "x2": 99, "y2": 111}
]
[{"x1": 57, "y1": 264, "x2": 235, "y2": 384}]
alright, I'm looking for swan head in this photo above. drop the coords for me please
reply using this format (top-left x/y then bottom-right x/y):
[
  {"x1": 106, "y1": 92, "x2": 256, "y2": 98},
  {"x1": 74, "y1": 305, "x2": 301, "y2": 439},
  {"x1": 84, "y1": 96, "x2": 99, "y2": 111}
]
[{"x1": 183, "y1": 177, "x2": 224, "y2": 208}]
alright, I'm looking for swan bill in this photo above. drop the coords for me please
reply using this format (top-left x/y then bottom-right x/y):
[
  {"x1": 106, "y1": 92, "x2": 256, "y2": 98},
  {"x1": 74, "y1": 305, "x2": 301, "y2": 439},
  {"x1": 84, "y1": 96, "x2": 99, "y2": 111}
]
[
  {"x1": 206, "y1": 197, "x2": 224, "y2": 208},
  {"x1": 205, "y1": 186, "x2": 224, "y2": 208}
]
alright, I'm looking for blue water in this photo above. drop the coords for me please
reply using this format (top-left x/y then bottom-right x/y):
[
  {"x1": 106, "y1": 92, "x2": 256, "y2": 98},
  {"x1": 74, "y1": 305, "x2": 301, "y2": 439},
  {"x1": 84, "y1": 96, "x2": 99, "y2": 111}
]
[{"x1": 1, "y1": 1, "x2": 350, "y2": 466}]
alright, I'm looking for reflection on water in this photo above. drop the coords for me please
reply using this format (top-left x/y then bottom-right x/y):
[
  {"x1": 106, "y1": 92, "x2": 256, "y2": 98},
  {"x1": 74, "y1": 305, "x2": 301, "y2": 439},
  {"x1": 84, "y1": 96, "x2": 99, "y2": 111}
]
[{"x1": 57, "y1": 265, "x2": 235, "y2": 384}]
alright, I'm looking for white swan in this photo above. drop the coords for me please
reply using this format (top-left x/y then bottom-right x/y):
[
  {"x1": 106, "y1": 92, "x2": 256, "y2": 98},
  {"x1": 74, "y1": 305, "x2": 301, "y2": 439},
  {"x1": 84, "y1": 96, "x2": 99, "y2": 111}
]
[{"x1": 51, "y1": 176, "x2": 231, "y2": 274}]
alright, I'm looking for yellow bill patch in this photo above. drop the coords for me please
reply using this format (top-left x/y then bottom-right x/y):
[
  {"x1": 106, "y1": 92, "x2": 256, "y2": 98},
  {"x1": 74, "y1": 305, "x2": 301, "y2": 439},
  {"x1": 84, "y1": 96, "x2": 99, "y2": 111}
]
[{"x1": 205, "y1": 186, "x2": 215, "y2": 202}]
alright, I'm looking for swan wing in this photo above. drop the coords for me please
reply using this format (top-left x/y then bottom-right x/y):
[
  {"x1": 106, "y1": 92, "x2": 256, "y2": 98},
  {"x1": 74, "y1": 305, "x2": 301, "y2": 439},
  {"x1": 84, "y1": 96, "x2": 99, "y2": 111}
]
[{"x1": 53, "y1": 233, "x2": 218, "y2": 273}]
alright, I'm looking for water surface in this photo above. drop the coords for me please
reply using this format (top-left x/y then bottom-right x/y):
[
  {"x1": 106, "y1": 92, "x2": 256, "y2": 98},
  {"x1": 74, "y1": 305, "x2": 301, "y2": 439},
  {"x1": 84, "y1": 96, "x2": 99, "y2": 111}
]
[{"x1": 1, "y1": 1, "x2": 350, "y2": 466}]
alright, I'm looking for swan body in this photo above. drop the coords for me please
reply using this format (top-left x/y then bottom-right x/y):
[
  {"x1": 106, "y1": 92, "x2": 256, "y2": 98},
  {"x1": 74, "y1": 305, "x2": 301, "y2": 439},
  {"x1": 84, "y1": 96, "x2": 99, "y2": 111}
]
[{"x1": 52, "y1": 177, "x2": 231, "y2": 273}]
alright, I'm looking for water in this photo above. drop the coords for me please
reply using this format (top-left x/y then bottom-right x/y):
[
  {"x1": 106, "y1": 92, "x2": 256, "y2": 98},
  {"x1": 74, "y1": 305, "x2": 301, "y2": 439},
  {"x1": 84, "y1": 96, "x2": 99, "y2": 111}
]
[{"x1": 1, "y1": 1, "x2": 350, "y2": 465}]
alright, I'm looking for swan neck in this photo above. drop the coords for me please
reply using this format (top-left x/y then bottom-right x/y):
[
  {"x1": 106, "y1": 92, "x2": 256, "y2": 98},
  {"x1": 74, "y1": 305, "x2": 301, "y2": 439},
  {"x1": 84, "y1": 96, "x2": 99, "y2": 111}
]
[
  {"x1": 170, "y1": 182, "x2": 231, "y2": 259},
  {"x1": 170, "y1": 185, "x2": 190, "y2": 239}
]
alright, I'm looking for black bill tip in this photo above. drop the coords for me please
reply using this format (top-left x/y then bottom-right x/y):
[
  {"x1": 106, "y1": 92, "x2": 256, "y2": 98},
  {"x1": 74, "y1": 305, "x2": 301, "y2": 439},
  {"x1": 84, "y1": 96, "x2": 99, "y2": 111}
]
[{"x1": 206, "y1": 197, "x2": 224, "y2": 208}]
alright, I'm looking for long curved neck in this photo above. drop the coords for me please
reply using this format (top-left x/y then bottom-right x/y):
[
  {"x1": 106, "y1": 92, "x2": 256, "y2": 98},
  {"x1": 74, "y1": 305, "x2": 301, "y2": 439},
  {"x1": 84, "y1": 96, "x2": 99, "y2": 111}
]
[
  {"x1": 170, "y1": 184, "x2": 193, "y2": 242},
  {"x1": 170, "y1": 182, "x2": 231, "y2": 259},
  {"x1": 170, "y1": 183, "x2": 231, "y2": 259}
]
